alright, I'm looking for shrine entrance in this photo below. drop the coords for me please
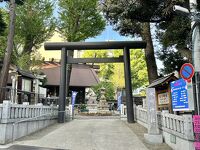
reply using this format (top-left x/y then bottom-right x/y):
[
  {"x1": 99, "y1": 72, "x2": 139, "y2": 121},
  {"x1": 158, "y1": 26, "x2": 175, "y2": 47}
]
[{"x1": 44, "y1": 41, "x2": 146, "y2": 123}]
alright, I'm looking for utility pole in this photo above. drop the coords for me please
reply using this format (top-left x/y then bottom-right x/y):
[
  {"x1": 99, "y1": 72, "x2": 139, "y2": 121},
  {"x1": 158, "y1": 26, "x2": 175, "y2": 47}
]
[{"x1": 174, "y1": 0, "x2": 200, "y2": 114}]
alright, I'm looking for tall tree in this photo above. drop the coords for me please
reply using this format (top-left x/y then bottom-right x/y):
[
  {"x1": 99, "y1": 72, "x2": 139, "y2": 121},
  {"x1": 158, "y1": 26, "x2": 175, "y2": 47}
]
[
  {"x1": 58, "y1": 0, "x2": 106, "y2": 95},
  {"x1": 101, "y1": 0, "x2": 187, "y2": 83},
  {"x1": 58, "y1": 0, "x2": 106, "y2": 42},
  {"x1": 0, "y1": 0, "x2": 16, "y2": 102},
  {"x1": 101, "y1": 1, "x2": 160, "y2": 83},
  {"x1": 156, "y1": 1, "x2": 200, "y2": 73},
  {"x1": 14, "y1": 0, "x2": 56, "y2": 54}
]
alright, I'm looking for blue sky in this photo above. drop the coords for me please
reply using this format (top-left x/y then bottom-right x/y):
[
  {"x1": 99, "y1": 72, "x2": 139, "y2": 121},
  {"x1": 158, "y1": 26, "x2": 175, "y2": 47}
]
[{"x1": 86, "y1": 25, "x2": 133, "y2": 42}]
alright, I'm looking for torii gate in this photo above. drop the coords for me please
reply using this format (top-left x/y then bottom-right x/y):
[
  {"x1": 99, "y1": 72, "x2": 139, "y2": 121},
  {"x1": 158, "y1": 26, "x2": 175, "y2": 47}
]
[{"x1": 44, "y1": 41, "x2": 146, "y2": 123}]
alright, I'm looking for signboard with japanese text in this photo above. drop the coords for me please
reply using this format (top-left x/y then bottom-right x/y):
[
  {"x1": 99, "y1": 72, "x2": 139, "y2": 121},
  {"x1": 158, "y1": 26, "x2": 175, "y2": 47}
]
[
  {"x1": 170, "y1": 78, "x2": 194, "y2": 111},
  {"x1": 158, "y1": 92, "x2": 169, "y2": 105}
]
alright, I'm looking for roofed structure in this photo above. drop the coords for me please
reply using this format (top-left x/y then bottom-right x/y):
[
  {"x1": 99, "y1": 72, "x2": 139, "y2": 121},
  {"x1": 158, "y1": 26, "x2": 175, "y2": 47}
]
[
  {"x1": 148, "y1": 73, "x2": 178, "y2": 88},
  {"x1": 42, "y1": 64, "x2": 99, "y2": 87}
]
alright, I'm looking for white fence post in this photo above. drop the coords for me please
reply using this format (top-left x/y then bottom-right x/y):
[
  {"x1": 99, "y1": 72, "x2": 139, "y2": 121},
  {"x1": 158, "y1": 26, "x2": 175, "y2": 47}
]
[{"x1": 2, "y1": 101, "x2": 11, "y2": 123}]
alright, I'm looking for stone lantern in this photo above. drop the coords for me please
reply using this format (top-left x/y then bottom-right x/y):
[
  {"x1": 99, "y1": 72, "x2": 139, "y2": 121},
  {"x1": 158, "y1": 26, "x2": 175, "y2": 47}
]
[{"x1": 97, "y1": 87, "x2": 110, "y2": 114}]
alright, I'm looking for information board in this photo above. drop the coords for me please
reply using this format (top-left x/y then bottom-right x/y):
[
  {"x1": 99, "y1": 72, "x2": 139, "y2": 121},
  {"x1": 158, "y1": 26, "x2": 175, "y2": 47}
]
[
  {"x1": 158, "y1": 92, "x2": 169, "y2": 105},
  {"x1": 170, "y1": 79, "x2": 189, "y2": 111}
]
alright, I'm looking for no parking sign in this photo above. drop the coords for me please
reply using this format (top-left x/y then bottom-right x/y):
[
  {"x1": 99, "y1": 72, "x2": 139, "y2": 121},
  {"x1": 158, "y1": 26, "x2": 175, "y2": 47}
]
[{"x1": 180, "y1": 63, "x2": 195, "y2": 82}]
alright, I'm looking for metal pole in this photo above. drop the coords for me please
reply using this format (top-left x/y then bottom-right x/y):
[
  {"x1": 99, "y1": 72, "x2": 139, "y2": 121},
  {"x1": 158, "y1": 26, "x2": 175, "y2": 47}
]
[
  {"x1": 123, "y1": 47, "x2": 134, "y2": 123},
  {"x1": 190, "y1": 0, "x2": 200, "y2": 114},
  {"x1": 58, "y1": 47, "x2": 67, "y2": 123}
]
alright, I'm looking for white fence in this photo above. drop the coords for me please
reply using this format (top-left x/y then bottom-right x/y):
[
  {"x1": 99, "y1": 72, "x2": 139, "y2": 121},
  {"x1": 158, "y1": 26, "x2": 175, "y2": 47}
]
[
  {"x1": 121, "y1": 105, "x2": 194, "y2": 141},
  {"x1": 0, "y1": 102, "x2": 58, "y2": 123},
  {"x1": 0, "y1": 101, "x2": 59, "y2": 144}
]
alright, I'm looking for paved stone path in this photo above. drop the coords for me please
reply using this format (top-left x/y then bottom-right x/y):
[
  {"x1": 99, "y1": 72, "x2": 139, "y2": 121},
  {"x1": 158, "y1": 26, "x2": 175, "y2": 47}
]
[{"x1": 10, "y1": 119, "x2": 148, "y2": 150}]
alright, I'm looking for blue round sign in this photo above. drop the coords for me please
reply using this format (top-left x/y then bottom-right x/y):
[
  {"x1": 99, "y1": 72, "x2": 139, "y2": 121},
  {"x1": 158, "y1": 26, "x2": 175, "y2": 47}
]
[{"x1": 180, "y1": 63, "x2": 194, "y2": 82}]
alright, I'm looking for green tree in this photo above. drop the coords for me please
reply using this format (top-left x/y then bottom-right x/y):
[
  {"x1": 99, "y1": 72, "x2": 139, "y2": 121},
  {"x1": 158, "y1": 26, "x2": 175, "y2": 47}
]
[
  {"x1": 112, "y1": 49, "x2": 148, "y2": 90},
  {"x1": 58, "y1": 0, "x2": 106, "y2": 96},
  {"x1": 58, "y1": 0, "x2": 106, "y2": 42},
  {"x1": 14, "y1": 0, "x2": 56, "y2": 54},
  {"x1": 0, "y1": 9, "x2": 7, "y2": 58},
  {"x1": 0, "y1": 10, "x2": 6, "y2": 35},
  {"x1": 14, "y1": 51, "x2": 43, "y2": 72},
  {"x1": 1, "y1": 0, "x2": 55, "y2": 72},
  {"x1": 101, "y1": 0, "x2": 161, "y2": 83},
  {"x1": 92, "y1": 81, "x2": 115, "y2": 101},
  {"x1": 0, "y1": 0, "x2": 16, "y2": 102},
  {"x1": 156, "y1": 1, "x2": 200, "y2": 73},
  {"x1": 82, "y1": 49, "x2": 148, "y2": 91},
  {"x1": 101, "y1": 0, "x2": 190, "y2": 82},
  {"x1": 82, "y1": 50, "x2": 114, "y2": 80}
]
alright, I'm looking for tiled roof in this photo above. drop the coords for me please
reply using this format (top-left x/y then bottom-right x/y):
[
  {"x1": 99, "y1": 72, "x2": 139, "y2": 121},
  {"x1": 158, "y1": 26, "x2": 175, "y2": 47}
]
[
  {"x1": 42, "y1": 64, "x2": 100, "y2": 87},
  {"x1": 148, "y1": 73, "x2": 177, "y2": 88}
]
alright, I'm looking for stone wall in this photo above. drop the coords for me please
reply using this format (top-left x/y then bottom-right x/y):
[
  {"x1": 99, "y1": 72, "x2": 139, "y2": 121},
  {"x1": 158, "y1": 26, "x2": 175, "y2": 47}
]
[
  {"x1": 121, "y1": 105, "x2": 195, "y2": 150},
  {"x1": 0, "y1": 101, "x2": 59, "y2": 144}
]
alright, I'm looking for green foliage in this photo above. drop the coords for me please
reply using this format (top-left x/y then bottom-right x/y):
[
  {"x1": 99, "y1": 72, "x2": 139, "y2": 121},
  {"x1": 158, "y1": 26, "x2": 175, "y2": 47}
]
[
  {"x1": 92, "y1": 81, "x2": 115, "y2": 101},
  {"x1": 102, "y1": 0, "x2": 160, "y2": 83},
  {"x1": 156, "y1": 0, "x2": 193, "y2": 73},
  {"x1": 82, "y1": 49, "x2": 148, "y2": 91},
  {"x1": 15, "y1": 0, "x2": 56, "y2": 53},
  {"x1": 130, "y1": 49, "x2": 148, "y2": 90},
  {"x1": 0, "y1": 0, "x2": 53, "y2": 71},
  {"x1": 112, "y1": 49, "x2": 148, "y2": 90},
  {"x1": 0, "y1": 10, "x2": 6, "y2": 35},
  {"x1": 82, "y1": 50, "x2": 114, "y2": 80},
  {"x1": 157, "y1": 16, "x2": 191, "y2": 50},
  {"x1": 157, "y1": 48, "x2": 188, "y2": 74},
  {"x1": 0, "y1": 9, "x2": 7, "y2": 59},
  {"x1": 13, "y1": 51, "x2": 43, "y2": 72},
  {"x1": 58, "y1": 0, "x2": 106, "y2": 42},
  {"x1": 2, "y1": 0, "x2": 24, "y2": 5}
]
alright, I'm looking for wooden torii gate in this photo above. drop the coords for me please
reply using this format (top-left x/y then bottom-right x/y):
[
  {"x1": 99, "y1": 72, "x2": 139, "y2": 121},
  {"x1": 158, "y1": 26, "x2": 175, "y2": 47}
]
[{"x1": 44, "y1": 41, "x2": 146, "y2": 123}]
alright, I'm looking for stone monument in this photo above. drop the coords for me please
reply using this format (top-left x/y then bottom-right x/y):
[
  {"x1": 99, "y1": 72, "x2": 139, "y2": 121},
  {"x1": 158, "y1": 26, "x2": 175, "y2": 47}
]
[
  {"x1": 144, "y1": 88, "x2": 163, "y2": 144},
  {"x1": 97, "y1": 87, "x2": 110, "y2": 114}
]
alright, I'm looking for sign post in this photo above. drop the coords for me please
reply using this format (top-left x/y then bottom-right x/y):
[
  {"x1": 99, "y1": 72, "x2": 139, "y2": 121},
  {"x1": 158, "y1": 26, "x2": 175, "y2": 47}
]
[{"x1": 170, "y1": 63, "x2": 195, "y2": 112}]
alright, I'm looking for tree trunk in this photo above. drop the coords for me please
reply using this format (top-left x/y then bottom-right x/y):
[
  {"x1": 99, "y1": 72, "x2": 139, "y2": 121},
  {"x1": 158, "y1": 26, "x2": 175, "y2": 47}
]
[
  {"x1": 141, "y1": 22, "x2": 158, "y2": 83},
  {"x1": 0, "y1": 0, "x2": 16, "y2": 103}
]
